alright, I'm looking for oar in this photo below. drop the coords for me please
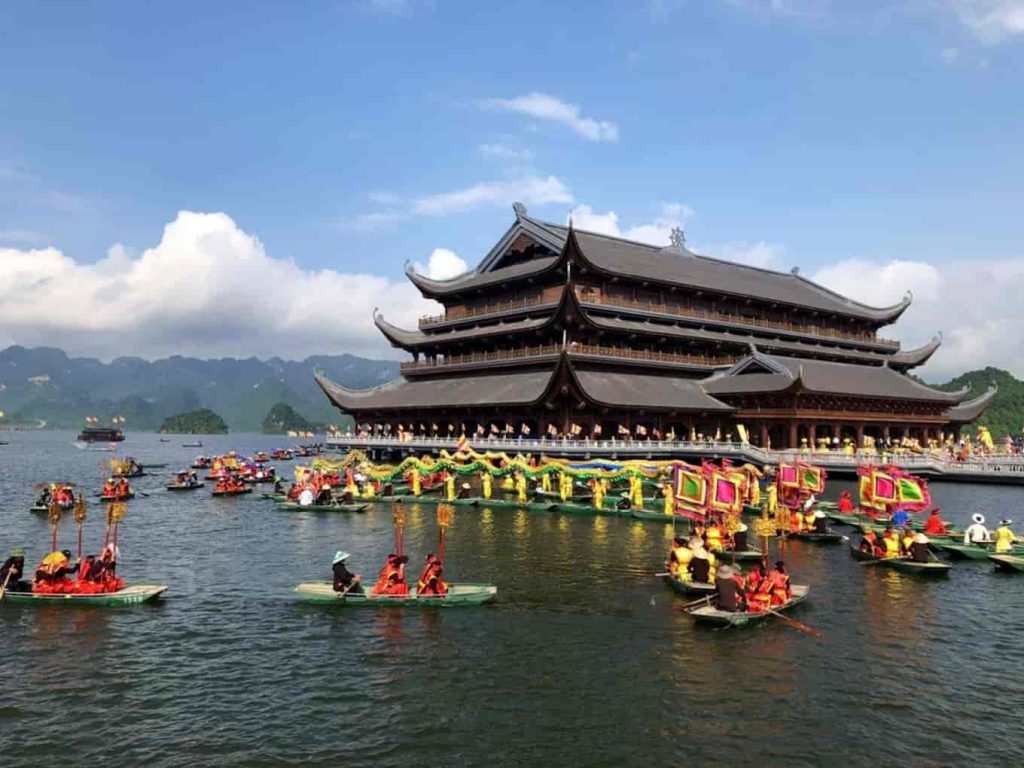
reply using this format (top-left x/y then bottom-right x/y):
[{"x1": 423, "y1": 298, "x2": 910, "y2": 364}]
[
  {"x1": 765, "y1": 607, "x2": 823, "y2": 640},
  {"x1": 0, "y1": 569, "x2": 13, "y2": 602}
]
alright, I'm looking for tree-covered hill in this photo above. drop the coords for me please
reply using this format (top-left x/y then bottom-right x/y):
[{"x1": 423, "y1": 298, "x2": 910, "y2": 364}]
[
  {"x1": 933, "y1": 367, "x2": 1024, "y2": 437},
  {"x1": 159, "y1": 408, "x2": 229, "y2": 434}
]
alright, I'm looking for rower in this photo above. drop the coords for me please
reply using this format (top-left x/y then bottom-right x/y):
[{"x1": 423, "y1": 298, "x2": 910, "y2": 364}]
[
  {"x1": 838, "y1": 491, "x2": 854, "y2": 514},
  {"x1": 33, "y1": 549, "x2": 79, "y2": 593},
  {"x1": 687, "y1": 543, "x2": 716, "y2": 585},
  {"x1": 102, "y1": 477, "x2": 117, "y2": 497},
  {"x1": 768, "y1": 561, "x2": 792, "y2": 606},
  {"x1": 714, "y1": 565, "x2": 746, "y2": 613},
  {"x1": 923, "y1": 508, "x2": 948, "y2": 536},
  {"x1": 0, "y1": 547, "x2": 29, "y2": 592},
  {"x1": 705, "y1": 520, "x2": 724, "y2": 553},
  {"x1": 811, "y1": 510, "x2": 829, "y2": 534},
  {"x1": 732, "y1": 521, "x2": 749, "y2": 553},
  {"x1": 881, "y1": 527, "x2": 901, "y2": 559},
  {"x1": 297, "y1": 487, "x2": 315, "y2": 506},
  {"x1": 993, "y1": 519, "x2": 1020, "y2": 553},
  {"x1": 416, "y1": 553, "x2": 448, "y2": 596},
  {"x1": 315, "y1": 484, "x2": 333, "y2": 506},
  {"x1": 331, "y1": 551, "x2": 363, "y2": 594},
  {"x1": 457, "y1": 482, "x2": 472, "y2": 500},
  {"x1": 891, "y1": 507, "x2": 911, "y2": 529},
  {"x1": 860, "y1": 529, "x2": 882, "y2": 557},
  {"x1": 963, "y1": 514, "x2": 991, "y2": 545},
  {"x1": 909, "y1": 533, "x2": 932, "y2": 563},
  {"x1": 667, "y1": 536, "x2": 692, "y2": 578},
  {"x1": 802, "y1": 503, "x2": 817, "y2": 533}
]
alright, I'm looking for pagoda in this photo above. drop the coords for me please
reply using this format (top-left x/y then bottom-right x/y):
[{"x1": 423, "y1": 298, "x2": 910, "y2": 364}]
[{"x1": 317, "y1": 203, "x2": 994, "y2": 449}]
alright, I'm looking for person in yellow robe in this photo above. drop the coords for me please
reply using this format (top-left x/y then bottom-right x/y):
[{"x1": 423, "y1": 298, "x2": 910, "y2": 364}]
[{"x1": 993, "y1": 519, "x2": 1021, "y2": 553}]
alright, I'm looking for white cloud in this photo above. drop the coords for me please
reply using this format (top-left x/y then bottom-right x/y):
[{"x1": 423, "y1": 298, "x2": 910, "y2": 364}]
[
  {"x1": 412, "y1": 175, "x2": 573, "y2": 216},
  {"x1": 0, "y1": 211, "x2": 437, "y2": 360},
  {"x1": 568, "y1": 203, "x2": 693, "y2": 246},
  {"x1": 479, "y1": 143, "x2": 535, "y2": 162},
  {"x1": 710, "y1": 241, "x2": 782, "y2": 268},
  {"x1": 941, "y1": 46, "x2": 960, "y2": 60},
  {"x1": 953, "y1": 0, "x2": 1024, "y2": 43},
  {"x1": 482, "y1": 93, "x2": 619, "y2": 142},
  {"x1": 415, "y1": 248, "x2": 468, "y2": 280},
  {"x1": 811, "y1": 256, "x2": 1024, "y2": 379}
]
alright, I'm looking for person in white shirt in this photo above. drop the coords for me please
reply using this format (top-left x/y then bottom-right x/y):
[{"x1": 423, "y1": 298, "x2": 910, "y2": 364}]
[{"x1": 963, "y1": 513, "x2": 991, "y2": 545}]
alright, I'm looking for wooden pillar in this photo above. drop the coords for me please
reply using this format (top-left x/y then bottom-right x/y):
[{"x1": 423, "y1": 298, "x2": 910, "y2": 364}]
[
  {"x1": 855, "y1": 423, "x2": 864, "y2": 449},
  {"x1": 759, "y1": 423, "x2": 769, "y2": 448},
  {"x1": 808, "y1": 423, "x2": 817, "y2": 450},
  {"x1": 788, "y1": 422, "x2": 798, "y2": 449}
]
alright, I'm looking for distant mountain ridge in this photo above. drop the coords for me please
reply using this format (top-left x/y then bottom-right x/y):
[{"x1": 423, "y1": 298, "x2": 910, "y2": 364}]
[{"x1": 0, "y1": 345, "x2": 398, "y2": 432}]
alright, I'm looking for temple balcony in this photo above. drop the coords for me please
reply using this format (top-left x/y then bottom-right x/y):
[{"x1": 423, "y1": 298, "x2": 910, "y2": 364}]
[
  {"x1": 578, "y1": 292, "x2": 900, "y2": 351},
  {"x1": 399, "y1": 343, "x2": 735, "y2": 375},
  {"x1": 419, "y1": 293, "x2": 553, "y2": 329}
]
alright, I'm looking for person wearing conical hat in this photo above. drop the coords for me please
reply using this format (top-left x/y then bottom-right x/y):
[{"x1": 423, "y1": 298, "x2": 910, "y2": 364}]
[
  {"x1": 963, "y1": 514, "x2": 991, "y2": 545},
  {"x1": 732, "y1": 520, "x2": 750, "y2": 553},
  {"x1": 993, "y1": 519, "x2": 1020, "y2": 554},
  {"x1": 910, "y1": 533, "x2": 932, "y2": 563},
  {"x1": 714, "y1": 564, "x2": 746, "y2": 612},
  {"x1": 457, "y1": 482, "x2": 472, "y2": 500},
  {"x1": 331, "y1": 551, "x2": 362, "y2": 594},
  {"x1": 687, "y1": 543, "x2": 716, "y2": 585},
  {"x1": 812, "y1": 509, "x2": 830, "y2": 535}
]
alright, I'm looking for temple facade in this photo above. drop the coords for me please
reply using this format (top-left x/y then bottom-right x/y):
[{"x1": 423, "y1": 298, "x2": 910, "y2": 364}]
[{"x1": 317, "y1": 203, "x2": 994, "y2": 449}]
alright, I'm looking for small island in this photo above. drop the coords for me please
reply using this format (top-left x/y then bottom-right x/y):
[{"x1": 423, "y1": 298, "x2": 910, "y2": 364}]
[
  {"x1": 262, "y1": 402, "x2": 322, "y2": 434},
  {"x1": 158, "y1": 408, "x2": 228, "y2": 434}
]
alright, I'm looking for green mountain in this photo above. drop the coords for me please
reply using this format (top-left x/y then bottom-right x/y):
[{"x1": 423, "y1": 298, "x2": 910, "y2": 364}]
[
  {"x1": 0, "y1": 345, "x2": 398, "y2": 432},
  {"x1": 159, "y1": 409, "x2": 229, "y2": 434},
  {"x1": 932, "y1": 367, "x2": 1023, "y2": 437},
  {"x1": 262, "y1": 402, "x2": 322, "y2": 434}
]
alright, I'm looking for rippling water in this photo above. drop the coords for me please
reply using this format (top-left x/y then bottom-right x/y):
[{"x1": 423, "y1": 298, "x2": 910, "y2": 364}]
[{"x1": 2, "y1": 432, "x2": 1023, "y2": 767}]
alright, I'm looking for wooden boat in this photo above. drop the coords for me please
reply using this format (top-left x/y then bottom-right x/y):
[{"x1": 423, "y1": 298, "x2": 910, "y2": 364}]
[
  {"x1": 630, "y1": 508, "x2": 679, "y2": 523},
  {"x1": 716, "y1": 547, "x2": 765, "y2": 562},
  {"x1": 883, "y1": 558, "x2": 951, "y2": 576},
  {"x1": 687, "y1": 585, "x2": 810, "y2": 627},
  {"x1": 936, "y1": 542, "x2": 998, "y2": 561},
  {"x1": 553, "y1": 501, "x2": 605, "y2": 516},
  {"x1": 662, "y1": 573, "x2": 716, "y2": 596},
  {"x1": 2, "y1": 585, "x2": 167, "y2": 606},
  {"x1": 211, "y1": 487, "x2": 252, "y2": 497},
  {"x1": 293, "y1": 582, "x2": 497, "y2": 606},
  {"x1": 526, "y1": 501, "x2": 558, "y2": 512},
  {"x1": 788, "y1": 530, "x2": 843, "y2": 544},
  {"x1": 452, "y1": 497, "x2": 481, "y2": 507},
  {"x1": 97, "y1": 492, "x2": 135, "y2": 501},
  {"x1": 827, "y1": 512, "x2": 868, "y2": 527},
  {"x1": 166, "y1": 482, "x2": 205, "y2": 491},
  {"x1": 276, "y1": 501, "x2": 368, "y2": 513},
  {"x1": 848, "y1": 543, "x2": 883, "y2": 563},
  {"x1": 182, "y1": 442, "x2": 203, "y2": 448},
  {"x1": 988, "y1": 554, "x2": 1024, "y2": 572}
]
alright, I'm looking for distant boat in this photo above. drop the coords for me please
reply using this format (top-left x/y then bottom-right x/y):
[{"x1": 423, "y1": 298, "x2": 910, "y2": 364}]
[
  {"x1": 182, "y1": 441, "x2": 203, "y2": 448},
  {"x1": 77, "y1": 426, "x2": 125, "y2": 443},
  {"x1": 159, "y1": 438, "x2": 171, "y2": 443}
]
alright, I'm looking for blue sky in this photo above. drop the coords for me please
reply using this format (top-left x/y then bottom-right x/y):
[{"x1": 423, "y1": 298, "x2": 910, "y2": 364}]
[{"x1": 1, "y1": 0, "x2": 1023, "y2": 376}]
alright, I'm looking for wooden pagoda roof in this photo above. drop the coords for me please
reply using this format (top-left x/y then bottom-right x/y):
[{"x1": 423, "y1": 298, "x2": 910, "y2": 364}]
[
  {"x1": 947, "y1": 385, "x2": 998, "y2": 423},
  {"x1": 704, "y1": 353, "x2": 970, "y2": 403},
  {"x1": 404, "y1": 204, "x2": 912, "y2": 324}
]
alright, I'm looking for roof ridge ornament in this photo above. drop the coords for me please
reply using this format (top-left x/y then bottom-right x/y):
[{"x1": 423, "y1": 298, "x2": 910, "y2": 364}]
[
  {"x1": 669, "y1": 226, "x2": 685, "y2": 253},
  {"x1": 791, "y1": 266, "x2": 800, "y2": 276},
  {"x1": 513, "y1": 202, "x2": 527, "y2": 219}
]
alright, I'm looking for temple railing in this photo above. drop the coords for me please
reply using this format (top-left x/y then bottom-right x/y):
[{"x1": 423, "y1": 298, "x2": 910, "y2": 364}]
[
  {"x1": 419, "y1": 295, "x2": 547, "y2": 327},
  {"x1": 581, "y1": 293, "x2": 900, "y2": 349},
  {"x1": 399, "y1": 343, "x2": 733, "y2": 372}
]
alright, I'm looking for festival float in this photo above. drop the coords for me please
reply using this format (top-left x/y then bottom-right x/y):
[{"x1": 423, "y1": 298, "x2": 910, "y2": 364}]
[
  {"x1": 2, "y1": 499, "x2": 166, "y2": 606},
  {"x1": 30, "y1": 483, "x2": 77, "y2": 515},
  {"x1": 775, "y1": 462, "x2": 842, "y2": 543},
  {"x1": 294, "y1": 504, "x2": 497, "y2": 606}
]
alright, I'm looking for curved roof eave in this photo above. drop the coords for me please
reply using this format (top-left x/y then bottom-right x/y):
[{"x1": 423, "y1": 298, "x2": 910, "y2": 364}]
[
  {"x1": 947, "y1": 383, "x2": 998, "y2": 423},
  {"x1": 890, "y1": 335, "x2": 942, "y2": 368}
]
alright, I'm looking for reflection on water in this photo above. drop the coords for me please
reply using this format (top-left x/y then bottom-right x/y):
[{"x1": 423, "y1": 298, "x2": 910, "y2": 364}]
[{"x1": 1, "y1": 435, "x2": 1023, "y2": 766}]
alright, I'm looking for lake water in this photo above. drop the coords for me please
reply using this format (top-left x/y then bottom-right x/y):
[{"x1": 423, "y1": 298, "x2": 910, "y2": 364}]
[{"x1": 1, "y1": 431, "x2": 1023, "y2": 767}]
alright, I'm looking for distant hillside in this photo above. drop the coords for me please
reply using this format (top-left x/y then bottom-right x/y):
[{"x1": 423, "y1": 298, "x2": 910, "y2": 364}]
[
  {"x1": 262, "y1": 402, "x2": 322, "y2": 434},
  {"x1": 159, "y1": 408, "x2": 229, "y2": 434},
  {"x1": 0, "y1": 345, "x2": 398, "y2": 432},
  {"x1": 933, "y1": 367, "x2": 1024, "y2": 437}
]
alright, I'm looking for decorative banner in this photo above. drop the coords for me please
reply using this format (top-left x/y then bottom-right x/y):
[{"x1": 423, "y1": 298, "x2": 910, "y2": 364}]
[
  {"x1": 777, "y1": 463, "x2": 800, "y2": 488},
  {"x1": 708, "y1": 471, "x2": 743, "y2": 515}
]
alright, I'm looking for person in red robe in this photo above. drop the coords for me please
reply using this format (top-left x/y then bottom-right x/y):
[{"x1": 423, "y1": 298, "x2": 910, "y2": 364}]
[{"x1": 922, "y1": 508, "x2": 948, "y2": 535}]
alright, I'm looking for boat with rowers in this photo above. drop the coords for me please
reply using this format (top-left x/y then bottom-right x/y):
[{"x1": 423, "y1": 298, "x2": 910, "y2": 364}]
[
  {"x1": 686, "y1": 585, "x2": 810, "y2": 627},
  {"x1": 293, "y1": 582, "x2": 496, "y2": 606},
  {"x1": 935, "y1": 542, "x2": 1023, "y2": 561},
  {"x1": 3, "y1": 585, "x2": 167, "y2": 606},
  {"x1": 848, "y1": 543, "x2": 951, "y2": 575},
  {"x1": 166, "y1": 470, "x2": 204, "y2": 491},
  {"x1": 276, "y1": 500, "x2": 368, "y2": 513}
]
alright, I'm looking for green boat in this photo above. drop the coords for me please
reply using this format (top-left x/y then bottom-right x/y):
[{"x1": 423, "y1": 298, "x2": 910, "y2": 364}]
[
  {"x1": 452, "y1": 497, "x2": 481, "y2": 507},
  {"x1": 211, "y1": 488, "x2": 252, "y2": 497},
  {"x1": 553, "y1": 501, "x2": 605, "y2": 516},
  {"x1": 788, "y1": 530, "x2": 844, "y2": 544},
  {"x1": 293, "y1": 582, "x2": 497, "y2": 606},
  {"x1": 988, "y1": 554, "x2": 1024, "y2": 572},
  {"x1": 97, "y1": 492, "x2": 135, "y2": 501},
  {"x1": 276, "y1": 501, "x2": 368, "y2": 513},
  {"x1": 2, "y1": 584, "x2": 167, "y2": 606},
  {"x1": 166, "y1": 482, "x2": 205, "y2": 491},
  {"x1": 882, "y1": 558, "x2": 951, "y2": 576},
  {"x1": 686, "y1": 585, "x2": 810, "y2": 627},
  {"x1": 717, "y1": 548, "x2": 765, "y2": 562},
  {"x1": 849, "y1": 543, "x2": 884, "y2": 563},
  {"x1": 630, "y1": 508, "x2": 678, "y2": 523},
  {"x1": 662, "y1": 573, "x2": 717, "y2": 596},
  {"x1": 936, "y1": 542, "x2": 1001, "y2": 561}
]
